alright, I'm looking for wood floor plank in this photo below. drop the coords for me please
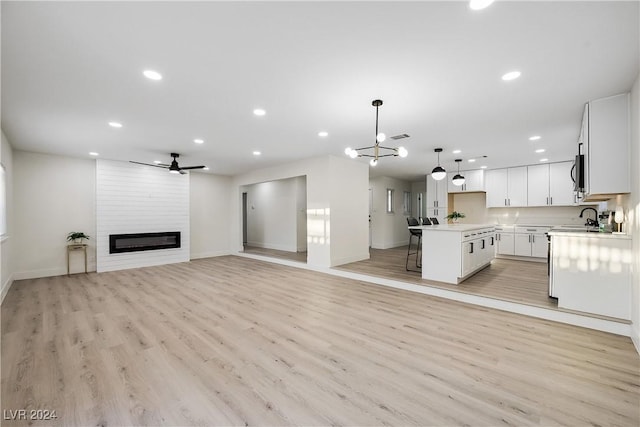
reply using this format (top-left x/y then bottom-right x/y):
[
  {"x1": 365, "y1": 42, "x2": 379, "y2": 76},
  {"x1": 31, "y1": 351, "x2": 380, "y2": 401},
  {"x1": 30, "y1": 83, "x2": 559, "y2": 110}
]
[{"x1": 1, "y1": 255, "x2": 638, "y2": 426}]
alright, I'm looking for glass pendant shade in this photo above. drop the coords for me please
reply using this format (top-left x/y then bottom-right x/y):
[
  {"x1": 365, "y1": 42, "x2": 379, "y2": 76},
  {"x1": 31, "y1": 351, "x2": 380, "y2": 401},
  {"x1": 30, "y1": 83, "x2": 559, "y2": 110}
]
[
  {"x1": 452, "y1": 158, "x2": 465, "y2": 185},
  {"x1": 431, "y1": 166, "x2": 446, "y2": 180}
]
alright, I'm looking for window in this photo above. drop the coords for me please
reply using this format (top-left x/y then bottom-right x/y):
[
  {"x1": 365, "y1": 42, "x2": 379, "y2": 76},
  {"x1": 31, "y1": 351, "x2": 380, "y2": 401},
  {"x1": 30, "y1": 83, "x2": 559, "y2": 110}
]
[
  {"x1": 386, "y1": 188, "x2": 394, "y2": 213},
  {"x1": 0, "y1": 164, "x2": 6, "y2": 237},
  {"x1": 403, "y1": 191, "x2": 411, "y2": 215}
]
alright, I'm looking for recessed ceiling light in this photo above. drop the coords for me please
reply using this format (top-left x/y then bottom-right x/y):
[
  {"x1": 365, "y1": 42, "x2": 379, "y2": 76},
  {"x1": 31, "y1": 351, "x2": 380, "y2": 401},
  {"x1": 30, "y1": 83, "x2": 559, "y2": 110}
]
[
  {"x1": 480, "y1": 165, "x2": 487, "y2": 169},
  {"x1": 153, "y1": 160, "x2": 162, "y2": 164},
  {"x1": 540, "y1": 158, "x2": 549, "y2": 162},
  {"x1": 193, "y1": 138, "x2": 204, "y2": 144},
  {"x1": 469, "y1": 0, "x2": 494, "y2": 10},
  {"x1": 253, "y1": 151, "x2": 261, "y2": 156},
  {"x1": 529, "y1": 135, "x2": 541, "y2": 141},
  {"x1": 452, "y1": 149, "x2": 461, "y2": 154},
  {"x1": 318, "y1": 131, "x2": 329, "y2": 137},
  {"x1": 143, "y1": 70, "x2": 163, "y2": 81},
  {"x1": 108, "y1": 121, "x2": 123, "y2": 128},
  {"x1": 502, "y1": 71, "x2": 521, "y2": 81},
  {"x1": 89, "y1": 152, "x2": 99, "y2": 156},
  {"x1": 535, "y1": 148, "x2": 546, "y2": 153},
  {"x1": 468, "y1": 159, "x2": 476, "y2": 163},
  {"x1": 253, "y1": 109, "x2": 266, "y2": 116}
]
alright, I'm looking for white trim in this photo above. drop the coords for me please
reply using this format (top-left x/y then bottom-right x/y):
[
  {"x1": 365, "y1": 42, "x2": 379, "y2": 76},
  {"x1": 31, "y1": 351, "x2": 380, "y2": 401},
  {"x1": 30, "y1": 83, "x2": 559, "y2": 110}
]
[
  {"x1": 190, "y1": 250, "x2": 232, "y2": 260},
  {"x1": 245, "y1": 241, "x2": 297, "y2": 252},
  {"x1": 13, "y1": 267, "x2": 67, "y2": 281},
  {"x1": 331, "y1": 252, "x2": 370, "y2": 267},
  {"x1": 372, "y1": 241, "x2": 410, "y2": 250},
  {"x1": 632, "y1": 324, "x2": 640, "y2": 354},
  {"x1": 1, "y1": 272, "x2": 14, "y2": 304},
  {"x1": 235, "y1": 252, "x2": 631, "y2": 337}
]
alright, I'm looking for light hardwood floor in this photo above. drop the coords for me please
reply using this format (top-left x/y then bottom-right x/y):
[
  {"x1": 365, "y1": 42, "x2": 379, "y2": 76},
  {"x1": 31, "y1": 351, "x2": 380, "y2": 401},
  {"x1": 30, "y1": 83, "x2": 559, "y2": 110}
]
[
  {"x1": 338, "y1": 246, "x2": 557, "y2": 309},
  {"x1": 2, "y1": 256, "x2": 639, "y2": 426}
]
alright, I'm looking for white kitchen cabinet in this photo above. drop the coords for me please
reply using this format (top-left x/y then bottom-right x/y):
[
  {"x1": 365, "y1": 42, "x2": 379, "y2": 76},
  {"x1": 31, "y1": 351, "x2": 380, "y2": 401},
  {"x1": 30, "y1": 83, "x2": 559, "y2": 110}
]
[
  {"x1": 584, "y1": 93, "x2": 630, "y2": 200},
  {"x1": 426, "y1": 174, "x2": 448, "y2": 210},
  {"x1": 514, "y1": 226, "x2": 550, "y2": 258},
  {"x1": 494, "y1": 225, "x2": 515, "y2": 255},
  {"x1": 448, "y1": 169, "x2": 484, "y2": 193},
  {"x1": 486, "y1": 167, "x2": 527, "y2": 207},
  {"x1": 426, "y1": 207, "x2": 447, "y2": 224},
  {"x1": 462, "y1": 229, "x2": 496, "y2": 277},
  {"x1": 527, "y1": 161, "x2": 575, "y2": 207},
  {"x1": 549, "y1": 162, "x2": 576, "y2": 206}
]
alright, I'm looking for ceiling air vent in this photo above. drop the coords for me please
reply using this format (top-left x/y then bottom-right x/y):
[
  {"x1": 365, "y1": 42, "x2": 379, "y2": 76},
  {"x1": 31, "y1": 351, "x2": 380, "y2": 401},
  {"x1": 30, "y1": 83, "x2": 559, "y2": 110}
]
[{"x1": 390, "y1": 134, "x2": 410, "y2": 140}]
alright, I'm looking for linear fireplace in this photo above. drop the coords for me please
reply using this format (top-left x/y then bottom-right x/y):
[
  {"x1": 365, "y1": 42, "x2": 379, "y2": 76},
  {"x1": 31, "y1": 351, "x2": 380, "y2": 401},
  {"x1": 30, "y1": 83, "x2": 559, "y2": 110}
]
[{"x1": 109, "y1": 232, "x2": 181, "y2": 254}]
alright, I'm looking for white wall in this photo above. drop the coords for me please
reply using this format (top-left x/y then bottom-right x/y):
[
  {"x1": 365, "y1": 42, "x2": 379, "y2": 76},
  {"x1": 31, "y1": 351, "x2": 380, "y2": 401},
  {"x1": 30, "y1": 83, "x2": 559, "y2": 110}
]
[
  {"x1": 189, "y1": 172, "x2": 232, "y2": 259},
  {"x1": 296, "y1": 176, "x2": 307, "y2": 252},
  {"x1": 13, "y1": 151, "x2": 96, "y2": 279},
  {"x1": 231, "y1": 155, "x2": 369, "y2": 268},
  {"x1": 411, "y1": 180, "x2": 426, "y2": 219},
  {"x1": 370, "y1": 176, "x2": 412, "y2": 249},
  {"x1": 628, "y1": 73, "x2": 640, "y2": 353},
  {"x1": 245, "y1": 177, "x2": 299, "y2": 252},
  {"x1": 96, "y1": 160, "x2": 189, "y2": 272},
  {"x1": 1, "y1": 131, "x2": 15, "y2": 302},
  {"x1": 327, "y1": 157, "x2": 369, "y2": 265}
]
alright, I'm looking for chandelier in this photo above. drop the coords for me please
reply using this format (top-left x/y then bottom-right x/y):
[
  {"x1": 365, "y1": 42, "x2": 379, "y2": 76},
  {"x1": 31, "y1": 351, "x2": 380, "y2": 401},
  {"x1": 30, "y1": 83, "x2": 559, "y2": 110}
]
[{"x1": 344, "y1": 99, "x2": 408, "y2": 167}]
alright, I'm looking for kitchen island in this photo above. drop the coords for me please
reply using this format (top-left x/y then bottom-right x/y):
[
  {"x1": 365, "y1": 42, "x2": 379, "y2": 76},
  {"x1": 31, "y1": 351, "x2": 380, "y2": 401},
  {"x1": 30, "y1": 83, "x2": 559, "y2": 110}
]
[
  {"x1": 410, "y1": 224, "x2": 496, "y2": 284},
  {"x1": 549, "y1": 229, "x2": 632, "y2": 320}
]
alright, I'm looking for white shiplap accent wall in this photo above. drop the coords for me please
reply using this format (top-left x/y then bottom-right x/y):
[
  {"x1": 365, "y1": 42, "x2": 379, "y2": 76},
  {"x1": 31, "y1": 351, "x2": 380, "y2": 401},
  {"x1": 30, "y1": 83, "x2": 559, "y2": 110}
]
[{"x1": 96, "y1": 160, "x2": 189, "y2": 272}]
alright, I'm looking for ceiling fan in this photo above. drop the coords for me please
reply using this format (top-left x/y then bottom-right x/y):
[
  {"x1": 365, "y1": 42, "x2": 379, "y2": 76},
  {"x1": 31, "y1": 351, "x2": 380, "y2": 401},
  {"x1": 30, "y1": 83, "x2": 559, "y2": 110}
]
[{"x1": 130, "y1": 153, "x2": 205, "y2": 174}]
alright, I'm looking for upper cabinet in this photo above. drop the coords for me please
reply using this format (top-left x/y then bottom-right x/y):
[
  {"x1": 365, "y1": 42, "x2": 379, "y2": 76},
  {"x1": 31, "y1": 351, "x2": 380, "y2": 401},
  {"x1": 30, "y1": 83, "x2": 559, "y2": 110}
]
[
  {"x1": 527, "y1": 161, "x2": 576, "y2": 207},
  {"x1": 583, "y1": 93, "x2": 630, "y2": 200},
  {"x1": 485, "y1": 167, "x2": 527, "y2": 207},
  {"x1": 447, "y1": 169, "x2": 484, "y2": 193}
]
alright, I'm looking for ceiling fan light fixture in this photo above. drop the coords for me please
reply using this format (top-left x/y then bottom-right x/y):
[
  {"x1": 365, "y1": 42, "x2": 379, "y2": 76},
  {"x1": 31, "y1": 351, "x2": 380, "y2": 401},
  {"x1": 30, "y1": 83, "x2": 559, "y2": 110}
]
[{"x1": 345, "y1": 99, "x2": 409, "y2": 166}]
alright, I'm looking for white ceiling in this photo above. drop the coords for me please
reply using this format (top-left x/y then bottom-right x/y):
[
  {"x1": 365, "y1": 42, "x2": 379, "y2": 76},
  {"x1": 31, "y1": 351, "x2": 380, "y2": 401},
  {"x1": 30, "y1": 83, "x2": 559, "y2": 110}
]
[{"x1": 2, "y1": 1, "x2": 638, "y2": 181}]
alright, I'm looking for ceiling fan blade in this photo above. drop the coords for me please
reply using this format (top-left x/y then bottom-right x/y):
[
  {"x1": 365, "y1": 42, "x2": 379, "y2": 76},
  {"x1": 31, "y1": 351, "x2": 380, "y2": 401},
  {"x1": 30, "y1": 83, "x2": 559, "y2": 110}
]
[
  {"x1": 130, "y1": 161, "x2": 169, "y2": 168},
  {"x1": 179, "y1": 170, "x2": 187, "y2": 175},
  {"x1": 179, "y1": 165, "x2": 206, "y2": 170}
]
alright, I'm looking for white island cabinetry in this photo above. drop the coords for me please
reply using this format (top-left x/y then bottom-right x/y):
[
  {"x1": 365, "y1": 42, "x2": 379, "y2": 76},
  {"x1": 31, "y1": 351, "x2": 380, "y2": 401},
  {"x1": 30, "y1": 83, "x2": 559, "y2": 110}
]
[
  {"x1": 416, "y1": 224, "x2": 496, "y2": 284},
  {"x1": 549, "y1": 230, "x2": 631, "y2": 320}
]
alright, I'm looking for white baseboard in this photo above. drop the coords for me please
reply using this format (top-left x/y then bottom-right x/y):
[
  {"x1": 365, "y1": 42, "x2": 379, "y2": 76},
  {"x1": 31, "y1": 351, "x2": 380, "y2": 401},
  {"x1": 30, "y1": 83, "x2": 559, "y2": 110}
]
[
  {"x1": 190, "y1": 250, "x2": 232, "y2": 260},
  {"x1": 632, "y1": 324, "x2": 640, "y2": 355},
  {"x1": 1, "y1": 273, "x2": 14, "y2": 304},
  {"x1": 331, "y1": 252, "x2": 370, "y2": 267},
  {"x1": 246, "y1": 241, "x2": 298, "y2": 252},
  {"x1": 496, "y1": 254, "x2": 547, "y2": 263},
  {"x1": 13, "y1": 267, "x2": 68, "y2": 281},
  {"x1": 372, "y1": 241, "x2": 409, "y2": 250}
]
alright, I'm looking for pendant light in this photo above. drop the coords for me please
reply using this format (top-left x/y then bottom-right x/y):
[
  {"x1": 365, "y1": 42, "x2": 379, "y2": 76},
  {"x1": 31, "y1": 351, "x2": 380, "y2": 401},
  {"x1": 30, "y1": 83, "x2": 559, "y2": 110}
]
[
  {"x1": 452, "y1": 159, "x2": 465, "y2": 186},
  {"x1": 431, "y1": 148, "x2": 446, "y2": 180}
]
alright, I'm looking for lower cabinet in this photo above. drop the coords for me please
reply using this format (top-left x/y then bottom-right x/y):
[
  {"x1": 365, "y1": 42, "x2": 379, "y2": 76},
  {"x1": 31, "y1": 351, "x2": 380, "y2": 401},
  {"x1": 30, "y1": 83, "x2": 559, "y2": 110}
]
[
  {"x1": 495, "y1": 225, "x2": 515, "y2": 255},
  {"x1": 462, "y1": 230, "x2": 495, "y2": 277},
  {"x1": 514, "y1": 227, "x2": 550, "y2": 258}
]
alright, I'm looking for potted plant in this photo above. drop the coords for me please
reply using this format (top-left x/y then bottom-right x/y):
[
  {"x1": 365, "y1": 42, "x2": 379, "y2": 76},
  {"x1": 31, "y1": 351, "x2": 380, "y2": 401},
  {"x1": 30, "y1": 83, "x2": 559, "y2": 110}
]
[
  {"x1": 446, "y1": 211, "x2": 466, "y2": 223},
  {"x1": 67, "y1": 231, "x2": 90, "y2": 245}
]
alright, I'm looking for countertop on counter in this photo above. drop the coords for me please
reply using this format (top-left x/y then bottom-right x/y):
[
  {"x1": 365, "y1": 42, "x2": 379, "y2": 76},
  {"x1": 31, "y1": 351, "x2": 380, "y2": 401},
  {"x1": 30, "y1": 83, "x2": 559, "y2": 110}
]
[
  {"x1": 409, "y1": 224, "x2": 495, "y2": 232},
  {"x1": 548, "y1": 229, "x2": 631, "y2": 240}
]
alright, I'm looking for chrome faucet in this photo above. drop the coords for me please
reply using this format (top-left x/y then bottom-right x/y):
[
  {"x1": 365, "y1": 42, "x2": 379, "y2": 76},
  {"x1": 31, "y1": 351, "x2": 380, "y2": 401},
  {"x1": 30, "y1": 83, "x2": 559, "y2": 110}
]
[{"x1": 579, "y1": 207, "x2": 599, "y2": 227}]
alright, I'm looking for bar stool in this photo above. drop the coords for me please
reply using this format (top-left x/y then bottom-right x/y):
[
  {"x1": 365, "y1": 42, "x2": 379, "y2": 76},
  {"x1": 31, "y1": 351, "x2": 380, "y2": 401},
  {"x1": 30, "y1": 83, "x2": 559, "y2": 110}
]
[{"x1": 406, "y1": 217, "x2": 422, "y2": 272}]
